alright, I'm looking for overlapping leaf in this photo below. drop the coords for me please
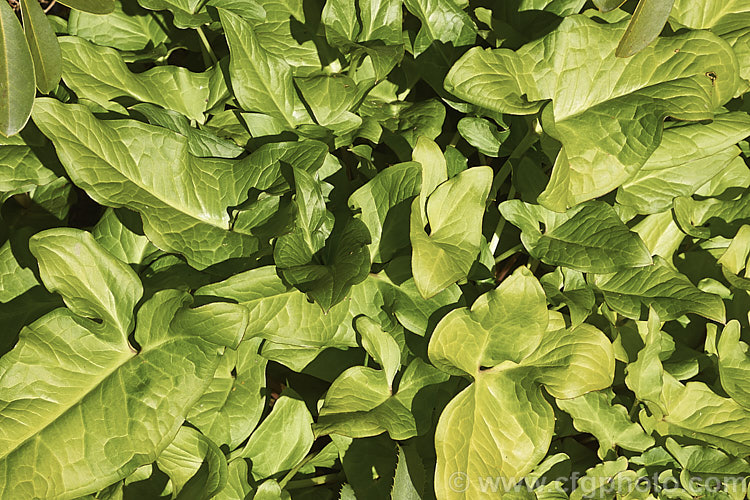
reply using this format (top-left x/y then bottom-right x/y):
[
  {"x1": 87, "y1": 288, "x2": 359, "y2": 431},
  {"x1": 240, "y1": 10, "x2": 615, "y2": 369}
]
[{"x1": 445, "y1": 15, "x2": 740, "y2": 210}]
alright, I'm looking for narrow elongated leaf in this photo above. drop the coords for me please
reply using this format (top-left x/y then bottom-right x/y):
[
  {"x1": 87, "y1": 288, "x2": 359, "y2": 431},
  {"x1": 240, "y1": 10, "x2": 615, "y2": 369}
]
[
  {"x1": 616, "y1": 0, "x2": 675, "y2": 58},
  {"x1": 20, "y1": 0, "x2": 61, "y2": 93},
  {"x1": 0, "y1": 0, "x2": 35, "y2": 136}
]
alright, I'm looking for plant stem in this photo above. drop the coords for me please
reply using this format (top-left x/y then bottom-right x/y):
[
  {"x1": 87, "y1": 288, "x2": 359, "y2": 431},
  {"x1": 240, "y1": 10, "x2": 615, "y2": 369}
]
[
  {"x1": 286, "y1": 472, "x2": 347, "y2": 490},
  {"x1": 494, "y1": 243, "x2": 523, "y2": 263},
  {"x1": 448, "y1": 129, "x2": 462, "y2": 147},
  {"x1": 628, "y1": 399, "x2": 641, "y2": 420},
  {"x1": 44, "y1": 0, "x2": 57, "y2": 13},
  {"x1": 196, "y1": 26, "x2": 219, "y2": 66},
  {"x1": 489, "y1": 184, "x2": 515, "y2": 254},
  {"x1": 278, "y1": 453, "x2": 316, "y2": 490},
  {"x1": 487, "y1": 123, "x2": 538, "y2": 255}
]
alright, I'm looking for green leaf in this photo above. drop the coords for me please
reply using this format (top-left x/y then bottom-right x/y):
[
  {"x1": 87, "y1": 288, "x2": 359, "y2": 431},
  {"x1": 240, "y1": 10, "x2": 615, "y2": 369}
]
[
  {"x1": 645, "y1": 373, "x2": 750, "y2": 456},
  {"x1": 429, "y1": 266, "x2": 548, "y2": 374},
  {"x1": 92, "y1": 208, "x2": 158, "y2": 266},
  {"x1": 0, "y1": 0, "x2": 35, "y2": 136},
  {"x1": 349, "y1": 161, "x2": 422, "y2": 263},
  {"x1": 718, "y1": 320, "x2": 750, "y2": 409},
  {"x1": 402, "y1": 0, "x2": 476, "y2": 55},
  {"x1": 240, "y1": 391, "x2": 314, "y2": 480},
  {"x1": 332, "y1": 434, "x2": 398, "y2": 500},
  {"x1": 322, "y1": 0, "x2": 359, "y2": 46},
  {"x1": 616, "y1": 0, "x2": 675, "y2": 58},
  {"x1": 0, "y1": 134, "x2": 58, "y2": 200},
  {"x1": 556, "y1": 390, "x2": 655, "y2": 458},
  {"x1": 57, "y1": 0, "x2": 116, "y2": 14},
  {"x1": 0, "y1": 230, "x2": 245, "y2": 498},
  {"x1": 156, "y1": 427, "x2": 228, "y2": 499},
  {"x1": 197, "y1": 266, "x2": 358, "y2": 348},
  {"x1": 429, "y1": 267, "x2": 614, "y2": 496},
  {"x1": 132, "y1": 104, "x2": 244, "y2": 159},
  {"x1": 671, "y1": 2, "x2": 750, "y2": 81},
  {"x1": 187, "y1": 338, "x2": 268, "y2": 449},
  {"x1": 391, "y1": 445, "x2": 423, "y2": 500},
  {"x1": 625, "y1": 310, "x2": 667, "y2": 414},
  {"x1": 445, "y1": 15, "x2": 740, "y2": 210},
  {"x1": 457, "y1": 117, "x2": 508, "y2": 157},
  {"x1": 32, "y1": 98, "x2": 264, "y2": 269},
  {"x1": 59, "y1": 36, "x2": 211, "y2": 123},
  {"x1": 593, "y1": 0, "x2": 626, "y2": 12},
  {"x1": 30, "y1": 228, "x2": 142, "y2": 335},
  {"x1": 358, "y1": 0, "x2": 402, "y2": 45},
  {"x1": 500, "y1": 200, "x2": 652, "y2": 273},
  {"x1": 617, "y1": 112, "x2": 750, "y2": 213},
  {"x1": 220, "y1": 8, "x2": 304, "y2": 129},
  {"x1": 20, "y1": 0, "x2": 61, "y2": 93},
  {"x1": 253, "y1": 479, "x2": 291, "y2": 500},
  {"x1": 136, "y1": 0, "x2": 208, "y2": 27},
  {"x1": 68, "y1": 0, "x2": 170, "y2": 52},
  {"x1": 356, "y1": 316, "x2": 401, "y2": 387},
  {"x1": 411, "y1": 166, "x2": 492, "y2": 298},
  {"x1": 413, "y1": 136, "x2": 448, "y2": 223},
  {"x1": 591, "y1": 257, "x2": 726, "y2": 322},
  {"x1": 315, "y1": 358, "x2": 448, "y2": 439},
  {"x1": 279, "y1": 217, "x2": 372, "y2": 310},
  {"x1": 296, "y1": 74, "x2": 362, "y2": 136},
  {"x1": 0, "y1": 239, "x2": 38, "y2": 302},
  {"x1": 274, "y1": 167, "x2": 334, "y2": 267},
  {"x1": 665, "y1": 438, "x2": 750, "y2": 475},
  {"x1": 214, "y1": 459, "x2": 253, "y2": 500}
]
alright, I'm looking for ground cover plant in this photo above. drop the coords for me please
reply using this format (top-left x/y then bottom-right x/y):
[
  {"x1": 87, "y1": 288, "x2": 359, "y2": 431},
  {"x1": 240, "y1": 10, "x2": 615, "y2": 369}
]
[{"x1": 2, "y1": 0, "x2": 750, "y2": 498}]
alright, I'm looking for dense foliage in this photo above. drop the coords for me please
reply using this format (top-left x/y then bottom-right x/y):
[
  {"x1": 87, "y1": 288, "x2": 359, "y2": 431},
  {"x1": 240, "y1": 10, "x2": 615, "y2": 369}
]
[{"x1": 2, "y1": 0, "x2": 750, "y2": 498}]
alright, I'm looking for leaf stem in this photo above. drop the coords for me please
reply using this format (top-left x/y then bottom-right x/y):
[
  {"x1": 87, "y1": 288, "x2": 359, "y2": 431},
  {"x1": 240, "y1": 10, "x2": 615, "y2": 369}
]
[
  {"x1": 196, "y1": 26, "x2": 218, "y2": 66},
  {"x1": 494, "y1": 243, "x2": 523, "y2": 263},
  {"x1": 44, "y1": 0, "x2": 56, "y2": 13},
  {"x1": 448, "y1": 129, "x2": 461, "y2": 147},
  {"x1": 628, "y1": 399, "x2": 641, "y2": 420},
  {"x1": 279, "y1": 452, "x2": 318, "y2": 490},
  {"x1": 488, "y1": 124, "x2": 537, "y2": 255}
]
